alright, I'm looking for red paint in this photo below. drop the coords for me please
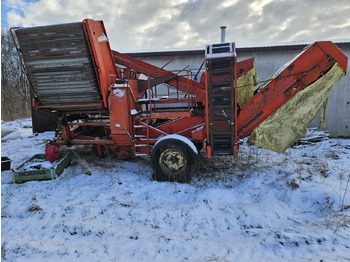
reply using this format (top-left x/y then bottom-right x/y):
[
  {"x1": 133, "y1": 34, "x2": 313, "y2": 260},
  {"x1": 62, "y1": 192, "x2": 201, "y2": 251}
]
[
  {"x1": 13, "y1": 19, "x2": 348, "y2": 160},
  {"x1": 237, "y1": 41, "x2": 348, "y2": 139}
]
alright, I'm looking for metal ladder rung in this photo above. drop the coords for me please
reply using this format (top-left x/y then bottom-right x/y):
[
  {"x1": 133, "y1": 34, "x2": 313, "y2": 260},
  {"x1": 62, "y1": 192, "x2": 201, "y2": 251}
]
[
  {"x1": 208, "y1": 56, "x2": 235, "y2": 156},
  {"x1": 211, "y1": 69, "x2": 232, "y2": 76},
  {"x1": 212, "y1": 127, "x2": 231, "y2": 132},
  {"x1": 135, "y1": 135, "x2": 147, "y2": 138},
  {"x1": 210, "y1": 59, "x2": 232, "y2": 70},
  {"x1": 212, "y1": 93, "x2": 231, "y2": 99},
  {"x1": 212, "y1": 150, "x2": 232, "y2": 155},
  {"x1": 211, "y1": 82, "x2": 232, "y2": 88},
  {"x1": 211, "y1": 104, "x2": 231, "y2": 108},
  {"x1": 212, "y1": 116, "x2": 230, "y2": 121}
]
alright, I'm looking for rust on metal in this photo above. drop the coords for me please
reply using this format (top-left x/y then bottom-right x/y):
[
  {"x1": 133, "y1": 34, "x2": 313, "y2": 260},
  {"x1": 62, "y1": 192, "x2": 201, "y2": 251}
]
[
  {"x1": 15, "y1": 22, "x2": 102, "y2": 112},
  {"x1": 159, "y1": 148, "x2": 187, "y2": 176}
]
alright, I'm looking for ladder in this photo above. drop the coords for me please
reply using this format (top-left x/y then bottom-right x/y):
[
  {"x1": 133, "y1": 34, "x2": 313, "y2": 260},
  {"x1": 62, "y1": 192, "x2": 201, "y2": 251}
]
[{"x1": 206, "y1": 43, "x2": 236, "y2": 155}]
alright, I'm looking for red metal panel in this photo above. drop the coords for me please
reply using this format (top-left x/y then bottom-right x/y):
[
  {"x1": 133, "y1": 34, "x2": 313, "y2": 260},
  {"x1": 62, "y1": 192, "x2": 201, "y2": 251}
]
[
  {"x1": 156, "y1": 117, "x2": 204, "y2": 135},
  {"x1": 236, "y1": 58, "x2": 255, "y2": 78},
  {"x1": 317, "y1": 41, "x2": 348, "y2": 72},
  {"x1": 108, "y1": 87, "x2": 133, "y2": 141},
  {"x1": 83, "y1": 19, "x2": 119, "y2": 107}
]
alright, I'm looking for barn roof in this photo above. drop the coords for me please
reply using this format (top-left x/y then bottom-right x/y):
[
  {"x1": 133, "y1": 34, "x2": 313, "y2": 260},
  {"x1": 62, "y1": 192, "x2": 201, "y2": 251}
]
[{"x1": 124, "y1": 41, "x2": 350, "y2": 57}]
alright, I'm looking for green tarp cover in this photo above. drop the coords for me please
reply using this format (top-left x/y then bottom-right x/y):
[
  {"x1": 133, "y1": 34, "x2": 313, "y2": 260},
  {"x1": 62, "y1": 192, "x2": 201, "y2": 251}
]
[{"x1": 248, "y1": 63, "x2": 345, "y2": 153}]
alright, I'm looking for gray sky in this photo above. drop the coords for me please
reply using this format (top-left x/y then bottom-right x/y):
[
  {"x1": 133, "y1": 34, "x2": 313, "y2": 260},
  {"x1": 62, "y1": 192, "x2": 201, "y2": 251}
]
[{"x1": 3, "y1": 0, "x2": 350, "y2": 51}]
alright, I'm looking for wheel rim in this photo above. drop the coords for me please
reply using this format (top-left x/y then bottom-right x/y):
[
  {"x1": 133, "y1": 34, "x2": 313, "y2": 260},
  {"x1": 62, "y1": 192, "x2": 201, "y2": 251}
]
[{"x1": 159, "y1": 148, "x2": 187, "y2": 176}]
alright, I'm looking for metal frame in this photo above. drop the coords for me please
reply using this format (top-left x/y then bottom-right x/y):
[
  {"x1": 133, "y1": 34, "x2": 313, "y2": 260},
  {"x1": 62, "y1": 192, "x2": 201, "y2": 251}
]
[{"x1": 11, "y1": 19, "x2": 348, "y2": 161}]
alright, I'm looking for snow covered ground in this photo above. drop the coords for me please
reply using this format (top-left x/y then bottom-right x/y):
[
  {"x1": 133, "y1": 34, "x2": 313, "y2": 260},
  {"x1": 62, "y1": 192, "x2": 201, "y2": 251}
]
[{"x1": 1, "y1": 118, "x2": 350, "y2": 261}]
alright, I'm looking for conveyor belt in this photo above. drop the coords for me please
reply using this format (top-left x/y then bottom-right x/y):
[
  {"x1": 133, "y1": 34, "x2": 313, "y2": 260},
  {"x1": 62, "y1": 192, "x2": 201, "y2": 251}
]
[
  {"x1": 206, "y1": 43, "x2": 236, "y2": 155},
  {"x1": 15, "y1": 22, "x2": 102, "y2": 113}
]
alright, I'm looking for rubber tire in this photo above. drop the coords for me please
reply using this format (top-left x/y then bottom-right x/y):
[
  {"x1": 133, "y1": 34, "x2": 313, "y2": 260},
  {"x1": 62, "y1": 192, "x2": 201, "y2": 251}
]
[
  {"x1": 151, "y1": 138, "x2": 198, "y2": 183},
  {"x1": 194, "y1": 143, "x2": 203, "y2": 153}
]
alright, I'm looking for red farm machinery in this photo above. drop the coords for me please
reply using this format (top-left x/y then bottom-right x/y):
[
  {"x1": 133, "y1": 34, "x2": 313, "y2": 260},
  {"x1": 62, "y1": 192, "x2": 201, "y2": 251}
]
[{"x1": 11, "y1": 19, "x2": 348, "y2": 182}]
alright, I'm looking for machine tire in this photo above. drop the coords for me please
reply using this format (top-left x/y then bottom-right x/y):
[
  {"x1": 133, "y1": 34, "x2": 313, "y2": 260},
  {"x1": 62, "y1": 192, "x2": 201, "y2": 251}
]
[
  {"x1": 194, "y1": 143, "x2": 203, "y2": 153},
  {"x1": 151, "y1": 138, "x2": 198, "y2": 183}
]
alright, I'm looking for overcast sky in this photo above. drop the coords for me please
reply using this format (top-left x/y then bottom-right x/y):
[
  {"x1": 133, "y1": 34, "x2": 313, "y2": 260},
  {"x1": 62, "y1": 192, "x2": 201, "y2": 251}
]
[{"x1": 2, "y1": 0, "x2": 350, "y2": 51}]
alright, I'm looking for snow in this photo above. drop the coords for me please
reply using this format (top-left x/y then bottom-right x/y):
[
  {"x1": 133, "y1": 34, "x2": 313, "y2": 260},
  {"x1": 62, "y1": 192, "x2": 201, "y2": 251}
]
[
  {"x1": 1, "y1": 118, "x2": 350, "y2": 261},
  {"x1": 97, "y1": 33, "x2": 108, "y2": 42},
  {"x1": 1, "y1": 125, "x2": 15, "y2": 137},
  {"x1": 137, "y1": 97, "x2": 160, "y2": 102},
  {"x1": 112, "y1": 89, "x2": 125, "y2": 98},
  {"x1": 130, "y1": 109, "x2": 139, "y2": 115},
  {"x1": 138, "y1": 74, "x2": 148, "y2": 80},
  {"x1": 154, "y1": 134, "x2": 198, "y2": 154},
  {"x1": 112, "y1": 83, "x2": 128, "y2": 88},
  {"x1": 20, "y1": 159, "x2": 58, "y2": 171}
]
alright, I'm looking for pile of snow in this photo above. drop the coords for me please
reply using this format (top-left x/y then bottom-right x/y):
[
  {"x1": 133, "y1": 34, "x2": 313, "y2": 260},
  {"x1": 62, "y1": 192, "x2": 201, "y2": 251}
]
[
  {"x1": 1, "y1": 118, "x2": 350, "y2": 261},
  {"x1": 1, "y1": 118, "x2": 33, "y2": 140},
  {"x1": 20, "y1": 159, "x2": 58, "y2": 171}
]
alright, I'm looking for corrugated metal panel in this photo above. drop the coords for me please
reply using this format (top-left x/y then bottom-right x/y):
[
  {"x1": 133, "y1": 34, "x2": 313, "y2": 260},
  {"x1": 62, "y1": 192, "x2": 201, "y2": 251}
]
[
  {"x1": 16, "y1": 22, "x2": 102, "y2": 112},
  {"x1": 124, "y1": 41, "x2": 350, "y2": 57}
]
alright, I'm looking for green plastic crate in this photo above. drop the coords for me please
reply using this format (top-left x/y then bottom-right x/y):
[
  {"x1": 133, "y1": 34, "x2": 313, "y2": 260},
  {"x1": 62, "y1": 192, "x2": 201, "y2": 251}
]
[{"x1": 12, "y1": 152, "x2": 72, "y2": 183}]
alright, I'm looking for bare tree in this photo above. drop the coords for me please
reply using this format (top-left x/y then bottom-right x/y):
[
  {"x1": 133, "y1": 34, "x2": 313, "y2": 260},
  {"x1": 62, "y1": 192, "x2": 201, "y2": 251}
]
[{"x1": 1, "y1": 27, "x2": 31, "y2": 121}]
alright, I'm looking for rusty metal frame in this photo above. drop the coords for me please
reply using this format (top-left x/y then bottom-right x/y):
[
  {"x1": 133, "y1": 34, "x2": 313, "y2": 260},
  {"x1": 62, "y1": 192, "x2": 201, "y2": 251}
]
[
  {"x1": 83, "y1": 19, "x2": 119, "y2": 108},
  {"x1": 112, "y1": 50, "x2": 206, "y2": 98},
  {"x1": 12, "y1": 19, "x2": 347, "y2": 161}
]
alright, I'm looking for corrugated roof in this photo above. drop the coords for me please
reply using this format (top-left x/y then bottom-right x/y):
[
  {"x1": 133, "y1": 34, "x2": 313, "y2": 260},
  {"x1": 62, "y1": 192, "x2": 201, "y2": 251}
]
[{"x1": 124, "y1": 41, "x2": 350, "y2": 57}]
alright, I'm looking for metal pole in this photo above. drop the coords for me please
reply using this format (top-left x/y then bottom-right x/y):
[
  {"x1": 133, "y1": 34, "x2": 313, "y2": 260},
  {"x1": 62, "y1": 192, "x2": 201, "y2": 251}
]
[{"x1": 220, "y1": 26, "x2": 226, "y2": 43}]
